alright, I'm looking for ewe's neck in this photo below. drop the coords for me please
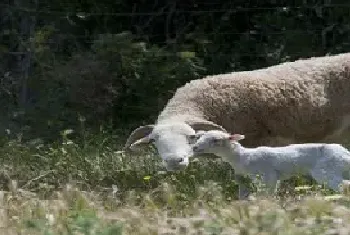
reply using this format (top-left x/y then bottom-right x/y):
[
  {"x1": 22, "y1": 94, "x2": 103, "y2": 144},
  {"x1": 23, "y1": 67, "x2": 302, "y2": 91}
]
[{"x1": 156, "y1": 114, "x2": 206, "y2": 125}]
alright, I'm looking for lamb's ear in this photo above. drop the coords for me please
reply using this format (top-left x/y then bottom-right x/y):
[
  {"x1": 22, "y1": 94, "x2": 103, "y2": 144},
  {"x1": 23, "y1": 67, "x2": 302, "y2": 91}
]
[
  {"x1": 124, "y1": 125, "x2": 154, "y2": 150},
  {"x1": 189, "y1": 120, "x2": 226, "y2": 132},
  {"x1": 229, "y1": 134, "x2": 245, "y2": 141},
  {"x1": 195, "y1": 130, "x2": 207, "y2": 138}
]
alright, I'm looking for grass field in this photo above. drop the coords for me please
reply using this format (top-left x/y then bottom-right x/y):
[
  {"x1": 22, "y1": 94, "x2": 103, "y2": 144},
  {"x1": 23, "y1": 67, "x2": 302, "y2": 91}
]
[{"x1": 1, "y1": 128, "x2": 350, "y2": 234}]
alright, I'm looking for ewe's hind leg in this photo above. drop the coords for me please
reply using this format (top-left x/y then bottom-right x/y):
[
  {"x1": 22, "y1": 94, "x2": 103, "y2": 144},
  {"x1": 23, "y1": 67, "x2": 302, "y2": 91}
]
[{"x1": 323, "y1": 115, "x2": 350, "y2": 144}]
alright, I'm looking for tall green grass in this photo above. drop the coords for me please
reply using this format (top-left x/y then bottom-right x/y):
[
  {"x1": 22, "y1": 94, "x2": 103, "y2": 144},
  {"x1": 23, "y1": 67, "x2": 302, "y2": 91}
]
[{"x1": 0, "y1": 127, "x2": 349, "y2": 234}]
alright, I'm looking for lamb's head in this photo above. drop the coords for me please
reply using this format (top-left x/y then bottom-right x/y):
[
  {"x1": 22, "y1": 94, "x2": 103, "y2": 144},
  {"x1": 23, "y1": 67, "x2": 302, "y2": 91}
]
[
  {"x1": 192, "y1": 130, "x2": 245, "y2": 155},
  {"x1": 124, "y1": 120, "x2": 226, "y2": 171}
]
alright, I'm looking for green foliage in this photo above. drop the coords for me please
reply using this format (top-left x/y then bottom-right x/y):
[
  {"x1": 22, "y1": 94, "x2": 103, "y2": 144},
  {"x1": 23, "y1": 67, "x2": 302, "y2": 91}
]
[
  {"x1": 2, "y1": 1, "x2": 350, "y2": 139},
  {"x1": 91, "y1": 32, "x2": 205, "y2": 124},
  {"x1": 0, "y1": 131, "x2": 347, "y2": 234},
  {"x1": 0, "y1": 128, "x2": 336, "y2": 202},
  {"x1": 17, "y1": 31, "x2": 204, "y2": 140}
]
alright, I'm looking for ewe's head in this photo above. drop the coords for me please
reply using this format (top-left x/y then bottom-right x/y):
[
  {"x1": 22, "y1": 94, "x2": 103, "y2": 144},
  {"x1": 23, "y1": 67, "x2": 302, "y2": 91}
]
[
  {"x1": 192, "y1": 130, "x2": 245, "y2": 155},
  {"x1": 124, "y1": 121, "x2": 226, "y2": 171}
]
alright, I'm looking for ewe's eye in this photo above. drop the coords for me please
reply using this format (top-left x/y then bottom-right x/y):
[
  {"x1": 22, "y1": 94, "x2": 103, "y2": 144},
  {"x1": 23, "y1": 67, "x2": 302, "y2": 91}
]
[
  {"x1": 188, "y1": 134, "x2": 197, "y2": 142},
  {"x1": 148, "y1": 136, "x2": 156, "y2": 145}
]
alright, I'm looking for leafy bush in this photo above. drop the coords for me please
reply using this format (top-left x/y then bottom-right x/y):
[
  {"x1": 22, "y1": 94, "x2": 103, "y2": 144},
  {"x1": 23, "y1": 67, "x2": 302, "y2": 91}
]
[{"x1": 22, "y1": 31, "x2": 205, "y2": 140}]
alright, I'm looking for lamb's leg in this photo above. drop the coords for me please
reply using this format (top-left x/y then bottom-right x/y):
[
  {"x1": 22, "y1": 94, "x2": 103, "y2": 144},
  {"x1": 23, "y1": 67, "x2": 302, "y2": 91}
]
[
  {"x1": 310, "y1": 168, "x2": 343, "y2": 192},
  {"x1": 260, "y1": 172, "x2": 279, "y2": 195},
  {"x1": 236, "y1": 174, "x2": 279, "y2": 200},
  {"x1": 234, "y1": 174, "x2": 251, "y2": 200},
  {"x1": 236, "y1": 172, "x2": 279, "y2": 198},
  {"x1": 321, "y1": 176, "x2": 343, "y2": 192}
]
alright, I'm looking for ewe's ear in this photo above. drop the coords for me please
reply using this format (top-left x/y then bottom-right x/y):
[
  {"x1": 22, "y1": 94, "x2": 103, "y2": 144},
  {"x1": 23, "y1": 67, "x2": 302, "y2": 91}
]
[
  {"x1": 129, "y1": 135, "x2": 153, "y2": 150},
  {"x1": 229, "y1": 134, "x2": 245, "y2": 141}
]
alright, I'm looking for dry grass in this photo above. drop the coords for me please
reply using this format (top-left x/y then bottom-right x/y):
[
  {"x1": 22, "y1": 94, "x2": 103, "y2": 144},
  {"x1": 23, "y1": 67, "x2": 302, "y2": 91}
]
[
  {"x1": 0, "y1": 129, "x2": 350, "y2": 234},
  {"x1": 2, "y1": 180, "x2": 350, "y2": 235}
]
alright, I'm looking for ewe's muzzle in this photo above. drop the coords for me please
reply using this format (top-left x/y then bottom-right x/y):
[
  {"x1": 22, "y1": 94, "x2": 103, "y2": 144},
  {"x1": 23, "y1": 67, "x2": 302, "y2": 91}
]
[{"x1": 163, "y1": 157, "x2": 188, "y2": 171}]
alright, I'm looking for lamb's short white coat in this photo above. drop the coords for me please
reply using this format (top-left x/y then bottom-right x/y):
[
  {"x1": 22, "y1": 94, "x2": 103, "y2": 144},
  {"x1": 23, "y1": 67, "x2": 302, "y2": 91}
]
[{"x1": 192, "y1": 130, "x2": 350, "y2": 192}]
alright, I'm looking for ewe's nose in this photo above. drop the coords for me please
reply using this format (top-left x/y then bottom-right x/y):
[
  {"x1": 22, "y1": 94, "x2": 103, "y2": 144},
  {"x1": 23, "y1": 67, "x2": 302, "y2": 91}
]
[
  {"x1": 192, "y1": 145, "x2": 199, "y2": 152},
  {"x1": 163, "y1": 156, "x2": 189, "y2": 171},
  {"x1": 164, "y1": 157, "x2": 184, "y2": 163}
]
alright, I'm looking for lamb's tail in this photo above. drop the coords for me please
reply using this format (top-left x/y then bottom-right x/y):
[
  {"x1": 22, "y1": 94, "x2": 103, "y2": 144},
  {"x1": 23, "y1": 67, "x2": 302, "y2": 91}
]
[{"x1": 340, "y1": 147, "x2": 350, "y2": 180}]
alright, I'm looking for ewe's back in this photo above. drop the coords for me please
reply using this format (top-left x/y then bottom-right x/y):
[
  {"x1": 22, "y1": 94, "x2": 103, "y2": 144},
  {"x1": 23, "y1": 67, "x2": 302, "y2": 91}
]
[{"x1": 159, "y1": 53, "x2": 350, "y2": 147}]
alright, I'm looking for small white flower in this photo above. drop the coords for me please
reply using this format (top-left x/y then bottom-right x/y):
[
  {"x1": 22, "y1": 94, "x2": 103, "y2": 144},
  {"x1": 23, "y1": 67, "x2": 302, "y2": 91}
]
[{"x1": 45, "y1": 213, "x2": 55, "y2": 226}]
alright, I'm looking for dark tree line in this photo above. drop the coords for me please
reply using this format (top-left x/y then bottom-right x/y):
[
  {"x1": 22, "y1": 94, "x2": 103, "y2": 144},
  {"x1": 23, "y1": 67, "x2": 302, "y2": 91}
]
[{"x1": 1, "y1": 0, "x2": 350, "y2": 140}]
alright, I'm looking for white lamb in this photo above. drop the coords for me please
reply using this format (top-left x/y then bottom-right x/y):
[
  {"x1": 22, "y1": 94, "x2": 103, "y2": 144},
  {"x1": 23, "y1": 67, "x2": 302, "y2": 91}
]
[{"x1": 192, "y1": 130, "x2": 350, "y2": 194}]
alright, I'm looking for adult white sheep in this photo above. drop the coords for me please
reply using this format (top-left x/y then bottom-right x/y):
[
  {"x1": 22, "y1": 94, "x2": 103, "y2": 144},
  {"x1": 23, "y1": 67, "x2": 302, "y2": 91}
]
[
  {"x1": 124, "y1": 52, "x2": 350, "y2": 171},
  {"x1": 192, "y1": 130, "x2": 350, "y2": 194}
]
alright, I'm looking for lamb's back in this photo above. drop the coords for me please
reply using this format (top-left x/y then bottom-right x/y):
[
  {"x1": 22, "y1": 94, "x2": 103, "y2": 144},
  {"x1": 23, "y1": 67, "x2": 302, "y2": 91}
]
[{"x1": 246, "y1": 144, "x2": 324, "y2": 174}]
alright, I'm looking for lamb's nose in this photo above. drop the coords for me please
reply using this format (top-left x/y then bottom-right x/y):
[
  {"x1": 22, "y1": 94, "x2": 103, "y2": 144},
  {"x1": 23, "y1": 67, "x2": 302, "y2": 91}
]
[
  {"x1": 177, "y1": 157, "x2": 184, "y2": 162},
  {"x1": 193, "y1": 146, "x2": 198, "y2": 151}
]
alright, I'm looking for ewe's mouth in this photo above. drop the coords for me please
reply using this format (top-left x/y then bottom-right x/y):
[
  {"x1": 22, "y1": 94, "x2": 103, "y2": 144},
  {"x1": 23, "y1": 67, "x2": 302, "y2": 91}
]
[
  {"x1": 165, "y1": 158, "x2": 184, "y2": 163},
  {"x1": 164, "y1": 160, "x2": 188, "y2": 171},
  {"x1": 192, "y1": 149, "x2": 202, "y2": 154}
]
